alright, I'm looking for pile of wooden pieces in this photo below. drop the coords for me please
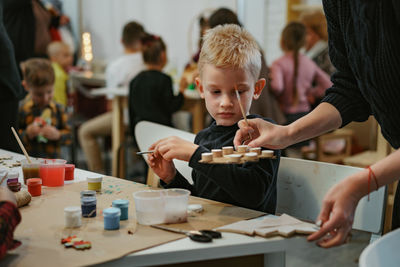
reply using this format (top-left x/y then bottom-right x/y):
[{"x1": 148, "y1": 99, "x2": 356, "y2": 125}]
[{"x1": 199, "y1": 145, "x2": 275, "y2": 164}]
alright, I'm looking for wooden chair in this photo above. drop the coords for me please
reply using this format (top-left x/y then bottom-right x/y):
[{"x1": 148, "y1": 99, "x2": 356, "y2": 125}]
[
  {"x1": 134, "y1": 121, "x2": 195, "y2": 187},
  {"x1": 277, "y1": 157, "x2": 387, "y2": 242},
  {"x1": 315, "y1": 128, "x2": 354, "y2": 163}
]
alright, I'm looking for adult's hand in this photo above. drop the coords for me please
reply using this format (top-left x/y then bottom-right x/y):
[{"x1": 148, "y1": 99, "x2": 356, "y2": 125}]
[
  {"x1": 307, "y1": 174, "x2": 365, "y2": 248},
  {"x1": 233, "y1": 118, "x2": 292, "y2": 149}
]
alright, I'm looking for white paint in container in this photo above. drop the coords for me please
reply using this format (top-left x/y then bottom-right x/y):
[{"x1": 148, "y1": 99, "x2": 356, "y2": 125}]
[{"x1": 64, "y1": 206, "x2": 82, "y2": 228}]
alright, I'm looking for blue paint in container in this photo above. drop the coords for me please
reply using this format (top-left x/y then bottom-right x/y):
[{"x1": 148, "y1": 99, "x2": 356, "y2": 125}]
[
  {"x1": 103, "y1": 207, "x2": 121, "y2": 230},
  {"x1": 81, "y1": 196, "x2": 97, "y2": 217},
  {"x1": 112, "y1": 199, "x2": 129, "y2": 220}
]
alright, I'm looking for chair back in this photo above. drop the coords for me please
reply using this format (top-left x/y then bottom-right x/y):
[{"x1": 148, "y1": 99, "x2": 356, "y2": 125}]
[
  {"x1": 359, "y1": 227, "x2": 400, "y2": 267},
  {"x1": 135, "y1": 121, "x2": 195, "y2": 184},
  {"x1": 276, "y1": 157, "x2": 386, "y2": 234}
]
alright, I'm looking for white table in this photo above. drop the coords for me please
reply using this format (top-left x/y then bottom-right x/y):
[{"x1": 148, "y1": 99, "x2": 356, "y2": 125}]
[{"x1": 0, "y1": 149, "x2": 314, "y2": 267}]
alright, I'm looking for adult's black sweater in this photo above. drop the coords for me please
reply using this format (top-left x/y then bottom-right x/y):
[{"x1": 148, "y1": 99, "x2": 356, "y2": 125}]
[
  {"x1": 161, "y1": 115, "x2": 280, "y2": 214},
  {"x1": 129, "y1": 70, "x2": 184, "y2": 134},
  {"x1": 321, "y1": 0, "x2": 400, "y2": 149}
]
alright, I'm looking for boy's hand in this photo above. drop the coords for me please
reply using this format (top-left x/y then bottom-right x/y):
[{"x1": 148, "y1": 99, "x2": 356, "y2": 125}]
[
  {"x1": 41, "y1": 125, "x2": 61, "y2": 140},
  {"x1": 147, "y1": 153, "x2": 176, "y2": 184},
  {"x1": 26, "y1": 123, "x2": 41, "y2": 139},
  {"x1": 151, "y1": 136, "x2": 199, "y2": 162}
]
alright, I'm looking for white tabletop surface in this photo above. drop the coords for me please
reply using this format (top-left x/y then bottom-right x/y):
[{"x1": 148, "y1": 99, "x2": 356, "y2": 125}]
[{"x1": 0, "y1": 149, "x2": 313, "y2": 267}]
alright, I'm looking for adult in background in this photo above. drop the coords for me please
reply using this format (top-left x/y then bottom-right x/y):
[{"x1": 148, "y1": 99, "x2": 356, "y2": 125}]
[
  {"x1": 0, "y1": 1, "x2": 24, "y2": 152},
  {"x1": 234, "y1": 0, "x2": 400, "y2": 248}
]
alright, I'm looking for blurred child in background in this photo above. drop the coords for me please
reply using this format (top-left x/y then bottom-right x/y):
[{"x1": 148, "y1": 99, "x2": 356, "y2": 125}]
[
  {"x1": 18, "y1": 58, "x2": 71, "y2": 158},
  {"x1": 47, "y1": 41, "x2": 73, "y2": 107}
]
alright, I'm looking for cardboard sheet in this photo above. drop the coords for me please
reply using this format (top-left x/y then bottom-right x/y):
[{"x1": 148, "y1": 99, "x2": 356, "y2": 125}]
[
  {"x1": 5, "y1": 177, "x2": 264, "y2": 267},
  {"x1": 216, "y1": 214, "x2": 317, "y2": 237}
]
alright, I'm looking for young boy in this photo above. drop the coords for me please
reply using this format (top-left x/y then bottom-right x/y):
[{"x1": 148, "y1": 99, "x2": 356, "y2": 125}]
[
  {"x1": 148, "y1": 25, "x2": 280, "y2": 213},
  {"x1": 47, "y1": 41, "x2": 74, "y2": 107},
  {"x1": 19, "y1": 58, "x2": 71, "y2": 159},
  {"x1": 78, "y1": 21, "x2": 146, "y2": 174}
]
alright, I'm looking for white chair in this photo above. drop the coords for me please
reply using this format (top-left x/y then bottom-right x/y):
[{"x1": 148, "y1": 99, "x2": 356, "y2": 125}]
[
  {"x1": 277, "y1": 157, "x2": 387, "y2": 242},
  {"x1": 135, "y1": 121, "x2": 387, "y2": 241},
  {"x1": 359, "y1": 228, "x2": 400, "y2": 267},
  {"x1": 135, "y1": 121, "x2": 195, "y2": 185}
]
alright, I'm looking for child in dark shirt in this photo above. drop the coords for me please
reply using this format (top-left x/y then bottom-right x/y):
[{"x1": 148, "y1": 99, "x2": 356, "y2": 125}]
[
  {"x1": 148, "y1": 25, "x2": 280, "y2": 213},
  {"x1": 129, "y1": 34, "x2": 184, "y2": 133}
]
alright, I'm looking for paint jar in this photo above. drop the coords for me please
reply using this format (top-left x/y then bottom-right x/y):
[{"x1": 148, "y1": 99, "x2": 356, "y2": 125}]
[
  {"x1": 87, "y1": 177, "x2": 102, "y2": 192},
  {"x1": 27, "y1": 178, "x2": 42, "y2": 197},
  {"x1": 64, "y1": 164, "x2": 75, "y2": 181},
  {"x1": 0, "y1": 169, "x2": 8, "y2": 187},
  {"x1": 7, "y1": 181, "x2": 21, "y2": 192},
  {"x1": 103, "y1": 207, "x2": 121, "y2": 230},
  {"x1": 112, "y1": 199, "x2": 129, "y2": 220},
  {"x1": 80, "y1": 190, "x2": 96, "y2": 198},
  {"x1": 21, "y1": 159, "x2": 41, "y2": 184},
  {"x1": 81, "y1": 196, "x2": 96, "y2": 218},
  {"x1": 164, "y1": 189, "x2": 190, "y2": 223},
  {"x1": 64, "y1": 206, "x2": 82, "y2": 228},
  {"x1": 40, "y1": 159, "x2": 66, "y2": 187},
  {"x1": 6, "y1": 170, "x2": 19, "y2": 185},
  {"x1": 133, "y1": 190, "x2": 166, "y2": 225}
]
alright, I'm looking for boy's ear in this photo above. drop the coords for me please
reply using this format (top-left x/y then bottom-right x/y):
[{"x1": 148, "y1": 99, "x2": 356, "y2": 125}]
[
  {"x1": 21, "y1": 80, "x2": 29, "y2": 92},
  {"x1": 195, "y1": 77, "x2": 205, "y2": 99},
  {"x1": 253, "y1": 78, "x2": 266, "y2": 100}
]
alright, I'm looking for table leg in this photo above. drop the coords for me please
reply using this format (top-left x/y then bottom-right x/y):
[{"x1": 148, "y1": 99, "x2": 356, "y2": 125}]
[
  {"x1": 264, "y1": 251, "x2": 285, "y2": 267},
  {"x1": 112, "y1": 96, "x2": 125, "y2": 178}
]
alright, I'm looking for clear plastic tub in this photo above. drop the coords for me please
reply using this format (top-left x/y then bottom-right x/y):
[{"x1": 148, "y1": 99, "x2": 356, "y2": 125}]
[
  {"x1": 21, "y1": 159, "x2": 41, "y2": 184},
  {"x1": 40, "y1": 159, "x2": 66, "y2": 187},
  {"x1": 133, "y1": 189, "x2": 190, "y2": 225}
]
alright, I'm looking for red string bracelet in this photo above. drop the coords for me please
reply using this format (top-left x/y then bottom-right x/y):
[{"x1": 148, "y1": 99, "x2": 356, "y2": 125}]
[{"x1": 367, "y1": 166, "x2": 379, "y2": 201}]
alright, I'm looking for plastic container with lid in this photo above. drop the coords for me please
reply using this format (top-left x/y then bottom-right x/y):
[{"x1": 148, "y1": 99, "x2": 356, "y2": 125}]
[
  {"x1": 64, "y1": 164, "x2": 75, "y2": 181},
  {"x1": 27, "y1": 178, "x2": 42, "y2": 196},
  {"x1": 112, "y1": 199, "x2": 129, "y2": 220},
  {"x1": 21, "y1": 159, "x2": 41, "y2": 184},
  {"x1": 6, "y1": 170, "x2": 19, "y2": 184},
  {"x1": 87, "y1": 177, "x2": 102, "y2": 191},
  {"x1": 81, "y1": 196, "x2": 96, "y2": 218},
  {"x1": 64, "y1": 206, "x2": 82, "y2": 228},
  {"x1": 40, "y1": 159, "x2": 66, "y2": 187},
  {"x1": 103, "y1": 207, "x2": 121, "y2": 230}
]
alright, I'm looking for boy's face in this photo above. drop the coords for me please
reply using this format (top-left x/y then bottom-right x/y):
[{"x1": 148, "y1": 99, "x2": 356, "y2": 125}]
[
  {"x1": 196, "y1": 64, "x2": 265, "y2": 126},
  {"x1": 30, "y1": 85, "x2": 54, "y2": 109},
  {"x1": 53, "y1": 47, "x2": 73, "y2": 69}
]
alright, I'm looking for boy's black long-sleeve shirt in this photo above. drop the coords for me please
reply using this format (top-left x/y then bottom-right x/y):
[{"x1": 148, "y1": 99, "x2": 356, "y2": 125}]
[{"x1": 161, "y1": 115, "x2": 280, "y2": 214}]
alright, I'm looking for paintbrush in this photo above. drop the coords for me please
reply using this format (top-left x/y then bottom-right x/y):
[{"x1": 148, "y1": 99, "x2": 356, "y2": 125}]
[
  {"x1": 234, "y1": 86, "x2": 252, "y2": 141},
  {"x1": 136, "y1": 150, "x2": 155, "y2": 155},
  {"x1": 11, "y1": 127, "x2": 32, "y2": 163}
]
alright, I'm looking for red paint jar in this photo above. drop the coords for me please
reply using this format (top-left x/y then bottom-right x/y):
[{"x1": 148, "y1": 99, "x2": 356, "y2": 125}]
[
  {"x1": 65, "y1": 164, "x2": 75, "y2": 181},
  {"x1": 27, "y1": 178, "x2": 42, "y2": 197}
]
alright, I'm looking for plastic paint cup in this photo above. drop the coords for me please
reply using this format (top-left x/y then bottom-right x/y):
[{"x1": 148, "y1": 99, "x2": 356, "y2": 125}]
[
  {"x1": 21, "y1": 159, "x2": 41, "y2": 184},
  {"x1": 6, "y1": 170, "x2": 19, "y2": 185},
  {"x1": 27, "y1": 178, "x2": 42, "y2": 197},
  {"x1": 112, "y1": 199, "x2": 129, "y2": 220},
  {"x1": 40, "y1": 159, "x2": 66, "y2": 187},
  {"x1": 103, "y1": 207, "x2": 121, "y2": 230},
  {"x1": 164, "y1": 189, "x2": 190, "y2": 223},
  {"x1": 81, "y1": 196, "x2": 97, "y2": 218},
  {"x1": 64, "y1": 164, "x2": 75, "y2": 181},
  {"x1": 64, "y1": 206, "x2": 82, "y2": 228},
  {"x1": 87, "y1": 177, "x2": 102, "y2": 191}
]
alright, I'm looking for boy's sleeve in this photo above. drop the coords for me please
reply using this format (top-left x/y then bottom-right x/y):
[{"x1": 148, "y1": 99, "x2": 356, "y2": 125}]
[
  {"x1": 188, "y1": 145, "x2": 279, "y2": 210},
  {"x1": 160, "y1": 171, "x2": 195, "y2": 195},
  {"x1": 0, "y1": 201, "x2": 21, "y2": 260}
]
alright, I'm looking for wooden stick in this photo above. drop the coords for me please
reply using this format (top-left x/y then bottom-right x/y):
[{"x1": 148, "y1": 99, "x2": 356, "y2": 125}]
[
  {"x1": 11, "y1": 127, "x2": 31, "y2": 163},
  {"x1": 234, "y1": 85, "x2": 252, "y2": 140},
  {"x1": 136, "y1": 150, "x2": 155, "y2": 155}
]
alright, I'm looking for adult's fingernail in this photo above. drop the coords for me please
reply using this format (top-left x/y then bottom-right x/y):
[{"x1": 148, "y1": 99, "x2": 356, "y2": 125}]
[{"x1": 315, "y1": 220, "x2": 322, "y2": 227}]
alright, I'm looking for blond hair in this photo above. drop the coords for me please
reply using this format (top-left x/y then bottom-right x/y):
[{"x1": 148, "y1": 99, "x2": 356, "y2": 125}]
[
  {"x1": 299, "y1": 10, "x2": 328, "y2": 41},
  {"x1": 47, "y1": 41, "x2": 70, "y2": 58},
  {"x1": 198, "y1": 24, "x2": 261, "y2": 80}
]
